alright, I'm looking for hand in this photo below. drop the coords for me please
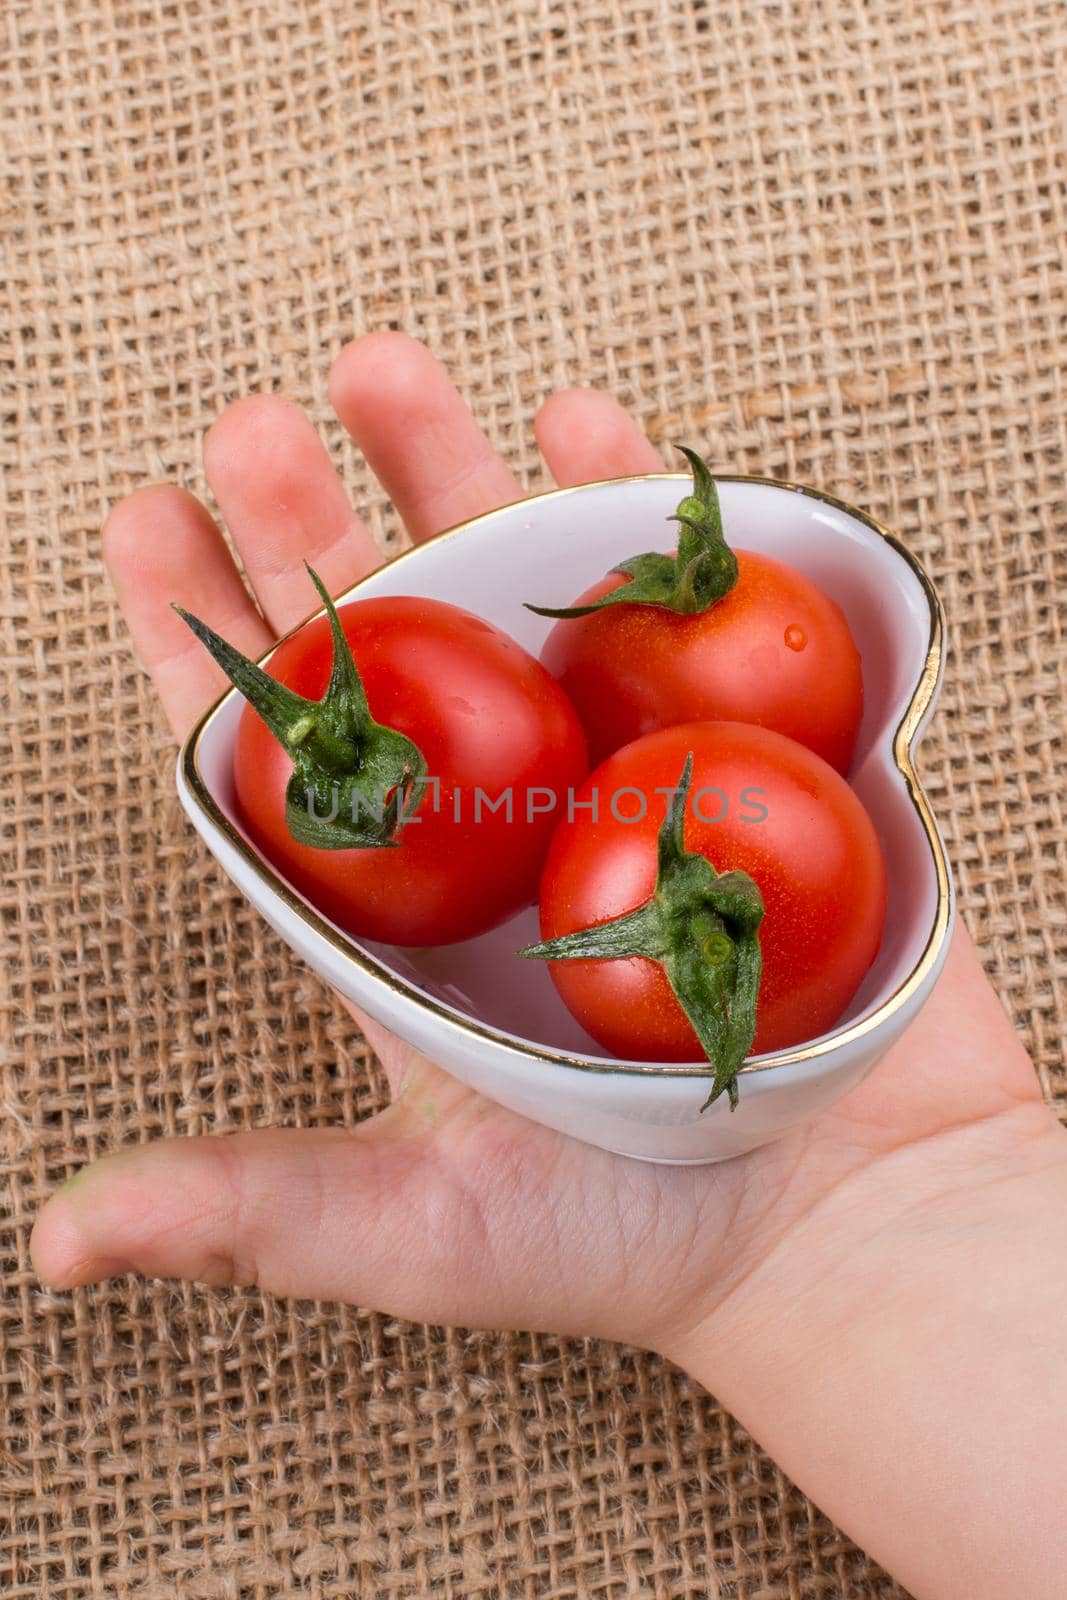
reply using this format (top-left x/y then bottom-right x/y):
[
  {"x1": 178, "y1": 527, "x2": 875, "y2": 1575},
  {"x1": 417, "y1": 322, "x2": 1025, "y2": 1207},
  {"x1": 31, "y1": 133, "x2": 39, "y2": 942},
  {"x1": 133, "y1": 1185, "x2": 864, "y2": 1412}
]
[{"x1": 32, "y1": 334, "x2": 1067, "y2": 1600}]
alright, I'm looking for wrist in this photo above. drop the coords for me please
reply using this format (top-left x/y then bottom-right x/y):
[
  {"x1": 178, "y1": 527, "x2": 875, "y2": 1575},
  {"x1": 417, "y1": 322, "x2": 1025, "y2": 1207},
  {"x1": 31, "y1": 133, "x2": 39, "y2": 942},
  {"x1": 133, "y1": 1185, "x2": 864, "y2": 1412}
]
[
  {"x1": 661, "y1": 1097, "x2": 1060, "y2": 1371},
  {"x1": 656, "y1": 1103, "x2": 1067, "y2": 1600}
]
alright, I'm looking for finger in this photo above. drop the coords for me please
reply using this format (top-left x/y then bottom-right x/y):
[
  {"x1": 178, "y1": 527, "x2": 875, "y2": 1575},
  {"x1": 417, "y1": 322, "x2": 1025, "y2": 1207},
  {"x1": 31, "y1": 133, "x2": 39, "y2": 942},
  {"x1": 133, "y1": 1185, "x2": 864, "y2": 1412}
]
[
  {"x1": 103, "y1": 485, "x2": 273, "y2": 741},
  {"x1": 29, "y1": 1091, "x2": 592, "y2": 1332},
  {"x1": 328, "y1": 331, "x2": 523, "y2": 543},
  {"x1": 203, "y1": 394, "x2": 382, "y2": 634},
  {"x1": 535, "y1": 388, "x2": 665, "y2": 485},
  {"x1": 339, "y1": 999, "x2": 427, "y2": 1102}
]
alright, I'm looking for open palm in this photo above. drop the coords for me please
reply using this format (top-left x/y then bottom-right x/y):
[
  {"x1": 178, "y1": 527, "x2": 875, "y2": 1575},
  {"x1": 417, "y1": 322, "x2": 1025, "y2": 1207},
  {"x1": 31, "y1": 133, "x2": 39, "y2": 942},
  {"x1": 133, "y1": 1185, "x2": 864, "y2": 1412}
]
[{"x1": 32, "y1": 332, "x2": 1043, "y2": 1368}]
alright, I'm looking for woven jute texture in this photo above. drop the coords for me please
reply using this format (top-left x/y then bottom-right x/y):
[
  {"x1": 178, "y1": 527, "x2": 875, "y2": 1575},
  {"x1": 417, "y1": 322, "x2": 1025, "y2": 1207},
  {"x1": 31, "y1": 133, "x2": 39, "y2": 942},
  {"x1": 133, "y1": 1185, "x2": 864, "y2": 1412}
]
[{"x1": 3, "y1": 0, "x2": 1065, "y2": 1595}]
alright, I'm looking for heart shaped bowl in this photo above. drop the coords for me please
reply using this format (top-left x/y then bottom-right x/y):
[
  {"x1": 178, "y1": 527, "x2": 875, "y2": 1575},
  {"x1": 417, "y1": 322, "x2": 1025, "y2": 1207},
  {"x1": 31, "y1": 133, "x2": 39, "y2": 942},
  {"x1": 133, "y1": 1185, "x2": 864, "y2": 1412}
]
[{"x1": 177, "y1": 474, "x2": 953, "y2": 1164}]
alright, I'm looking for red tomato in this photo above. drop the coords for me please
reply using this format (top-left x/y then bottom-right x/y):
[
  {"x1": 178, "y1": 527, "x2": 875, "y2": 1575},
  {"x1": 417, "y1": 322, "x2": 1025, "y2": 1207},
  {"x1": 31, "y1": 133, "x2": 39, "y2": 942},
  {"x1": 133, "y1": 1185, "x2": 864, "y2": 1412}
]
[
  {"x1": 540, "y1": 551, "x2": 863, "y2": 773},
  {"x1": 536, "y1": 721, "x2": 886, "y2": 1059},
  {"x1": 232, "y1": 595, "x2": 588, "y2": 946}
]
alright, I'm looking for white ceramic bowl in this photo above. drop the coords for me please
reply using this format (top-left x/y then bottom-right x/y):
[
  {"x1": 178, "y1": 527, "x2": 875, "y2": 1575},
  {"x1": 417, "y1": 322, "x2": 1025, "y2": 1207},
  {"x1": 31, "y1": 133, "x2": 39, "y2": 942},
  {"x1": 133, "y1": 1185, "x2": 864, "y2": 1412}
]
[{"x1": 177, "y1": 474, "x2": 953, "y2": 1163}]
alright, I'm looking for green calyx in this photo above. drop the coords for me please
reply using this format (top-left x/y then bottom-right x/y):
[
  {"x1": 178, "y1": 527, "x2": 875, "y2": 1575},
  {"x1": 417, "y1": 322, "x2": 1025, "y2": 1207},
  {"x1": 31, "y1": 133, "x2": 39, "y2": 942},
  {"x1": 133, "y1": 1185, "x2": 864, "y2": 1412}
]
[
  {"x1": 526, "y1": 444, "x2": 739, "y2": 620},
  {"x1": 520, "y1": 754, "x2": 764, "y2": 1111},
  {"x1": 175, "y1": 566, "x2": 426, "y2": 850}
]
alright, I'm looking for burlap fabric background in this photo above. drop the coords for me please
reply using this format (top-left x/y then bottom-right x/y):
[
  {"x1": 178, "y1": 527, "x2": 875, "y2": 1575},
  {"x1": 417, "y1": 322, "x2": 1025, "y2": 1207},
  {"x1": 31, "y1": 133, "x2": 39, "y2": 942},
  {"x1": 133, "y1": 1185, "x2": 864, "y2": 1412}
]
[{"x1": 3, "y1": 0, "x2": 1065, "y2": 1595}]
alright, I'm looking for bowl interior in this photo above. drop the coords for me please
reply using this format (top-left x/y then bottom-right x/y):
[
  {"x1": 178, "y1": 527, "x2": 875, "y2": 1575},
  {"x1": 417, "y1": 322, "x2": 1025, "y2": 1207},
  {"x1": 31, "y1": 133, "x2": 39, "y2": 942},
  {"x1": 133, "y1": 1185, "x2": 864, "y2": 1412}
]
[{"x1": 189, "y1": 475, "x2": 943, "y2": 1064}]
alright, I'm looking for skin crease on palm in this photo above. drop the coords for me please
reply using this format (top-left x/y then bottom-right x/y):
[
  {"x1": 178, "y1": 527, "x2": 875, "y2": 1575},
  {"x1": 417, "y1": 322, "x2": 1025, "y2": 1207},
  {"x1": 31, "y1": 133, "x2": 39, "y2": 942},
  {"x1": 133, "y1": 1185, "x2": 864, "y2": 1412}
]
[{"x1": 31, "y1": 333, "x2": 1067, "y2": 1600}]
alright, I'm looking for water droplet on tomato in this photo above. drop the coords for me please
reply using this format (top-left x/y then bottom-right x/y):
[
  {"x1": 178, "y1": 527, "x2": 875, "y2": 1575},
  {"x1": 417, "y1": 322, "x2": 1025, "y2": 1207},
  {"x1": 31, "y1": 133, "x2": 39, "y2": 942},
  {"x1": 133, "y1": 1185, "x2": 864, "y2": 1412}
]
[{"x1": 784, "y1": 625, "x2": 806, "y2": 652}]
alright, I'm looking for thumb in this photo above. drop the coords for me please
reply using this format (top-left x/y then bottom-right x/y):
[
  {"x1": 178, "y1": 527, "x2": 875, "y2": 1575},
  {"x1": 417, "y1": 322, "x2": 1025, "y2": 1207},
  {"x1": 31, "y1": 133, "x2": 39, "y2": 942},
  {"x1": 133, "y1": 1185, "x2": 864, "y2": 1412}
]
[{"x1": 29, "y1": 1069, "x2": 583, "y2": 1329}]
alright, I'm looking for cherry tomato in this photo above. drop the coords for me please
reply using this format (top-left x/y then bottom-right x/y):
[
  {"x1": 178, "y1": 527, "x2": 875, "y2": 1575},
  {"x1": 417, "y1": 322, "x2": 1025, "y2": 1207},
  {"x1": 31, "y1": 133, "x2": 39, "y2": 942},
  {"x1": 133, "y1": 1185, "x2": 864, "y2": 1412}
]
[
  {"x1": 220, "y1": 593, "x2": 589, "y2": 946},
  {"x1": 541, "y1": 550, "x2": 863, "y2": 773},
  {"x1": 535, "y1": 721, "x2": 886, "y2": 1061}
]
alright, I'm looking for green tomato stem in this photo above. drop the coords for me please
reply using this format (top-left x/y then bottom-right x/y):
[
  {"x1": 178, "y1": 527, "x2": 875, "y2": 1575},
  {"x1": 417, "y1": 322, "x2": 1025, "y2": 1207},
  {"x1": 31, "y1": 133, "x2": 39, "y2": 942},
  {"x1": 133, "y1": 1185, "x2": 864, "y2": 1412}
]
[
  {"x1": 175, "y1": 564, "x2": 427, "y2": 851},
  {"x1": 520, "y1": 754, "x2": 765, "y2": 1111},
  {"x1": 525, "y1": 445, "x2": 739, "y2": 620}
]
